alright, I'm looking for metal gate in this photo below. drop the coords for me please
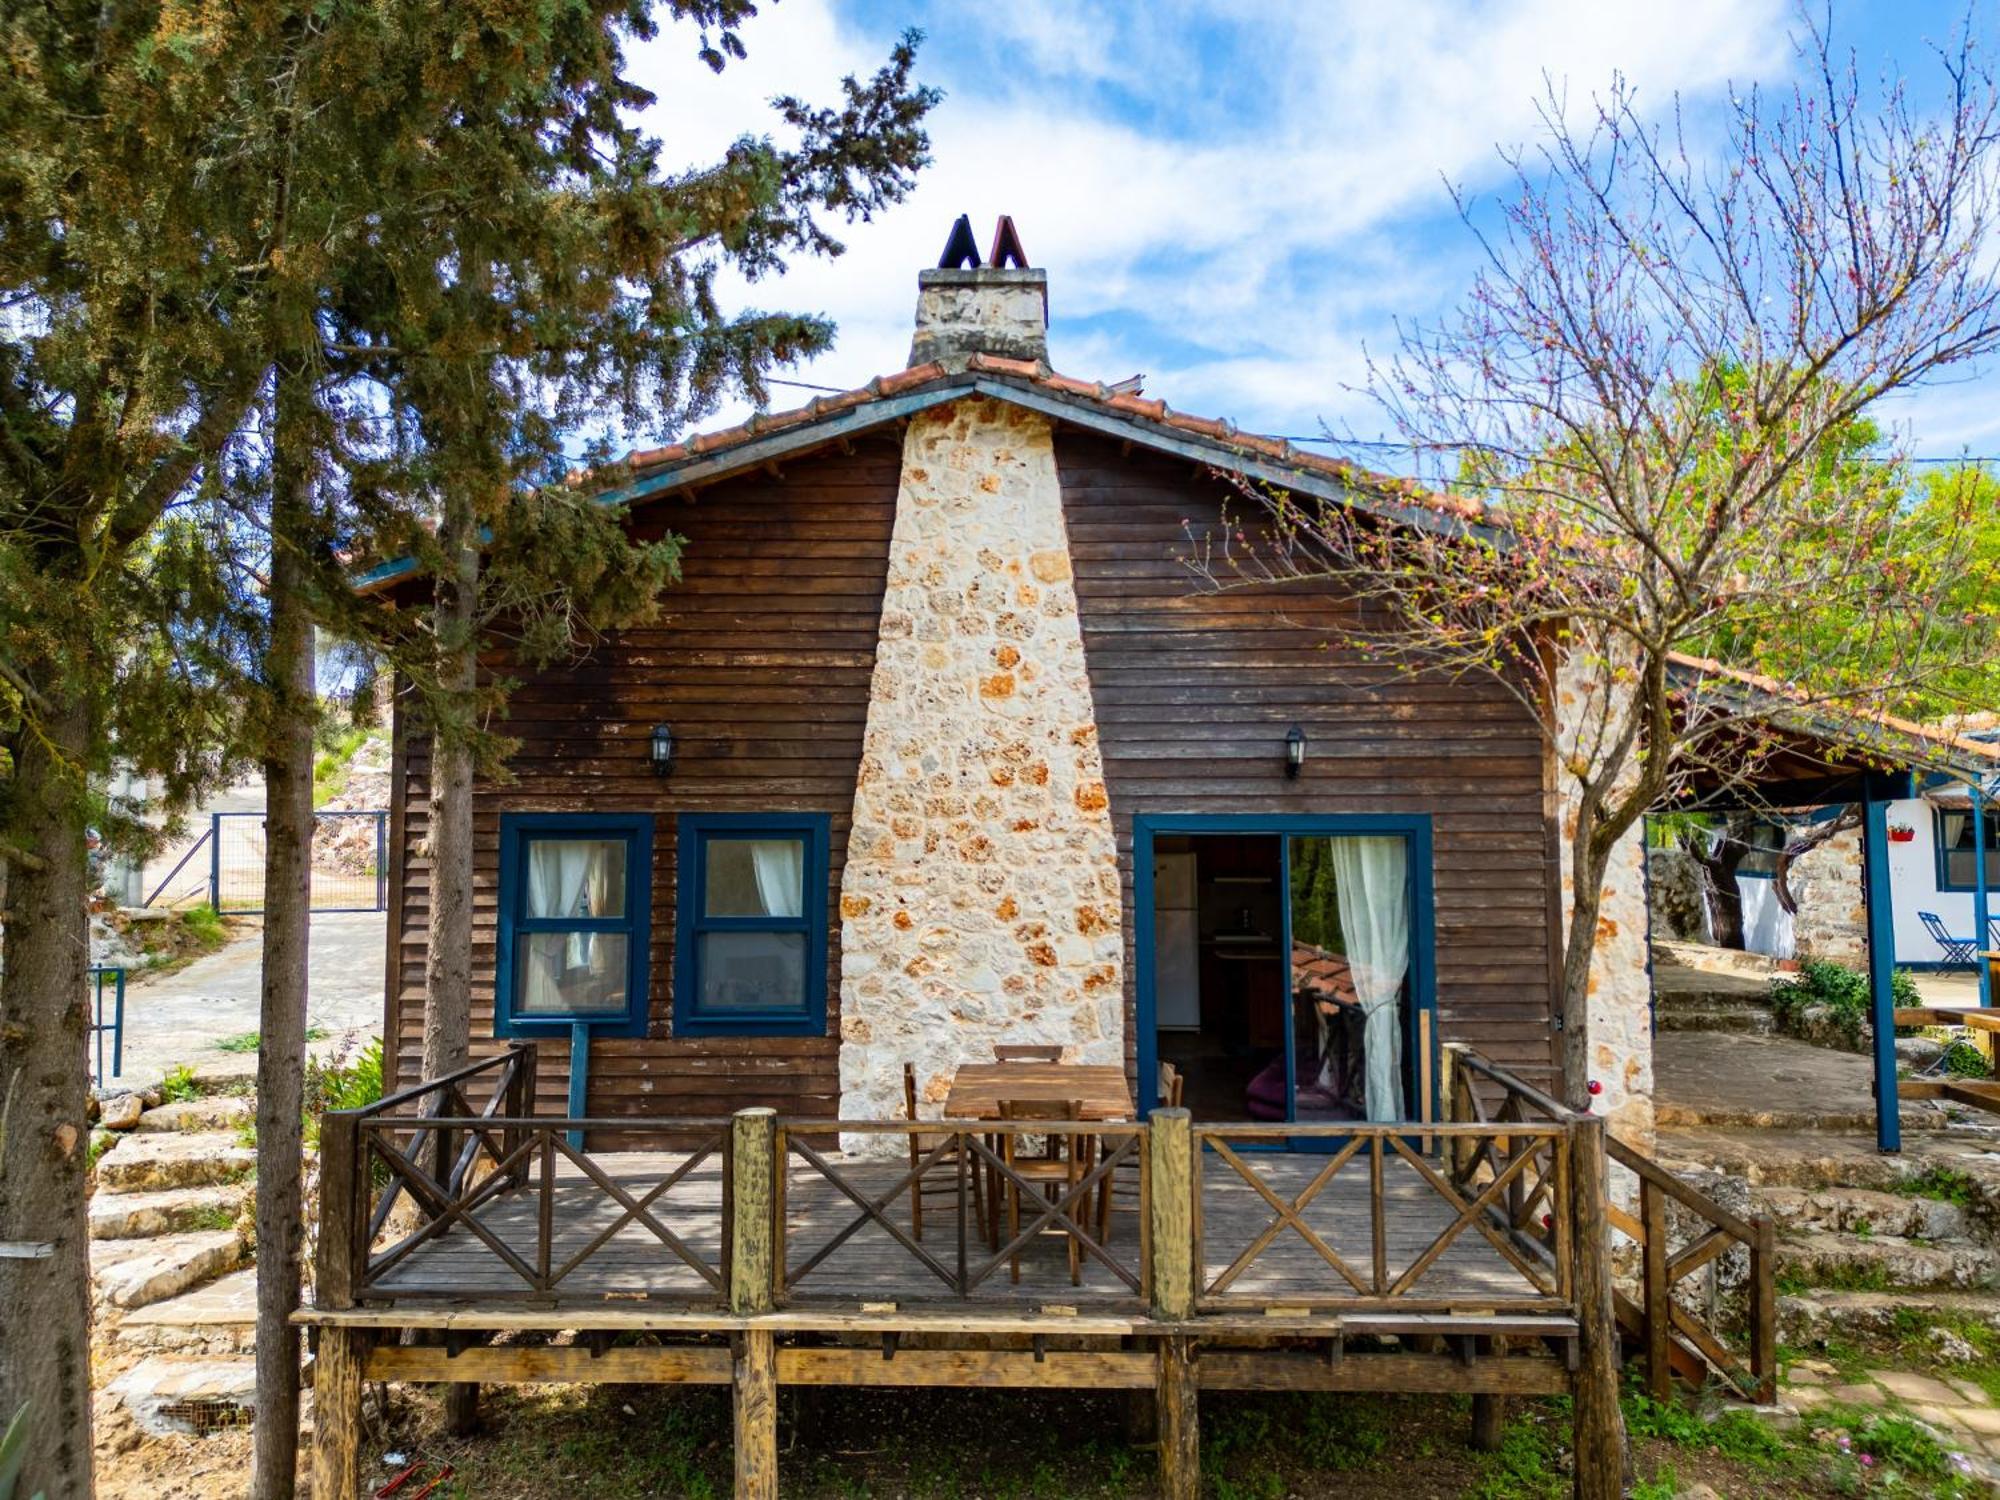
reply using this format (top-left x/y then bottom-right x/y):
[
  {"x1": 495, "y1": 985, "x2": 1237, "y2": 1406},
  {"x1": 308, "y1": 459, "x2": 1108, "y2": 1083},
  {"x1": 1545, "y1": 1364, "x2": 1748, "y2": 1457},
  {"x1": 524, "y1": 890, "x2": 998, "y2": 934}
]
[{"x1": 210, "y1": 810, "x2": 389, "y2": 914}]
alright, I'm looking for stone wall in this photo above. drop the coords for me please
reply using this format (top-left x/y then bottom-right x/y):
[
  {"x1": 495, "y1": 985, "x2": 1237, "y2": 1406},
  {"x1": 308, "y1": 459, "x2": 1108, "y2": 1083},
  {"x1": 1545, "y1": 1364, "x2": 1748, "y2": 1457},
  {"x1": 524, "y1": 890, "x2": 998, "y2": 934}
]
[
  {"x1": 1554, "y1": 651, "x2": 1655, "y2": 1153},
  {"x1": 1789, "y1": 822, "x2": 1867, "y2": 967},
  {"x1": 836, "y1": 397, "x2": 1125, "y2": 1125}
]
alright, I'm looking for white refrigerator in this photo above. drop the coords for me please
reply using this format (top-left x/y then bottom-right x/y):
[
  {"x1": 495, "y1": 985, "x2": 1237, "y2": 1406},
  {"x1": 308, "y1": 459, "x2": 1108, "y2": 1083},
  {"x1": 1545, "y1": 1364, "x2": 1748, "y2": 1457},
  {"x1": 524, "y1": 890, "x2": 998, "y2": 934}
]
[{"x1": 1154, "y1": 850, "x2": 1201, "y2": 1030}]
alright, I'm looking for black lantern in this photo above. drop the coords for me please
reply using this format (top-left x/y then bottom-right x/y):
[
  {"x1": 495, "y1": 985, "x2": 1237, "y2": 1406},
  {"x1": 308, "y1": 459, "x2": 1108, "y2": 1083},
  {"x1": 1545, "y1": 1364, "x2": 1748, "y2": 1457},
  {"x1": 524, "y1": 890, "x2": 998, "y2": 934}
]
[
  {"x1": 1284, "y1": 724, "x2": 1307, "y2": 779},
  {"x1": 649, "y1": 724, "x2": 675, "y2": 776}
]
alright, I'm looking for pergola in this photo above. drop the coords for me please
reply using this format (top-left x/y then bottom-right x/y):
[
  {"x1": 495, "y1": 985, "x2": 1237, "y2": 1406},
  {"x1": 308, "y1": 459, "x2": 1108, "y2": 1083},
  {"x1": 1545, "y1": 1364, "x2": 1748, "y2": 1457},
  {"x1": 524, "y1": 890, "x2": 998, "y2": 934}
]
[{"x1": 1663, "y1": 656, "x2": 1998, "y2": 1152}]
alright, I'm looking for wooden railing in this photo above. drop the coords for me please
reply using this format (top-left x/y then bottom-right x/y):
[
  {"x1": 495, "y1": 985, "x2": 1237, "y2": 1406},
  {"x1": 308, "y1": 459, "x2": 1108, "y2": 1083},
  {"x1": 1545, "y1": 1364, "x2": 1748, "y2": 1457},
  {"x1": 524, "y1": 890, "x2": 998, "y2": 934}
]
[
  {"x1": 1444, "y1": 1044, "x2": 1776, "y2": 1404},
  {"x1": 1896, "y1": 1007, "x2": 2000, "y2": 1115},
  {"x1": 774, "y1": 1120, "x2": 1148, "y2": 1305},
  {"x1": 317, "y1": 1041, "x2": 1780, "y2": 1410},
  {"x1": 1192, "y1": 1121, "x2": 1573, "y2": 1312},
  {"x1": 316, "y1": 1044, "x2": 730, "y2": 1307}
]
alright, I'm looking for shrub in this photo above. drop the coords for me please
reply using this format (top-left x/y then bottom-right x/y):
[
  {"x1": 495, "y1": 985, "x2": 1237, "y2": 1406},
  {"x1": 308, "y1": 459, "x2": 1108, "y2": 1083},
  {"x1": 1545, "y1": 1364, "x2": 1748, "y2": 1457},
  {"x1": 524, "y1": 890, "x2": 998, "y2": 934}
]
[
  {"x1": 1768, "y1": 960, "x2": 1920, "y2": 1050},
  {"x1": 303, "y1": 1036, "x2": 384, "y2": 1148},
  {"x1": 160, "y1": 1063, "x2": 200, "y2": 1104}
]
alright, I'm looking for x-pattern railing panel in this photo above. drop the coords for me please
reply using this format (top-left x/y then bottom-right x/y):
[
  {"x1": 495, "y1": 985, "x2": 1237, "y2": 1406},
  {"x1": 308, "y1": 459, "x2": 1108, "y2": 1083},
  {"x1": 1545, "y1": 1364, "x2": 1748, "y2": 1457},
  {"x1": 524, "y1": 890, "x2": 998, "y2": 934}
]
[
  {"x1": 354, "y1": 1113, "x2": 731, "y2": 1304},
  {"x1": 1193, "y1": 1123, "x2": 1572, "y2": 1311},
  {"x1": 776, "y1": 1122, "x2": 1146, "y2": 1303}
]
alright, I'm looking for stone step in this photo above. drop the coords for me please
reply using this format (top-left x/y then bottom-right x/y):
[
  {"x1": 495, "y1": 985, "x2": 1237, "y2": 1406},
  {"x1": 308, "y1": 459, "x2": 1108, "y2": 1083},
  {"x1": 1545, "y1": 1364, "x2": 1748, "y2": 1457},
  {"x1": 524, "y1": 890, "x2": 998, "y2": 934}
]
[
  {"x1": 89, "y1": 1183, "x2": 250, "y2": 1241},
  {"x1": 1775, "y1": 1230, "x2": 2000, "y2": 1291},
  {"x1": 1656, "y1": 988, "x2": 1774, "y2": 1013},
  {"x1": 91, "y1": 1228, "x2": 245, "y2": 1310},
  {"x1": 135, "y1": 1096, "x2": 253, "y2": 1134},
  {"x1": 95, "y1": 1130, "x2": 256, "y2": 1194},
  {"x1": 1780, "y1": 1287, "x2": 2000, "y2": 1340},
  {"x1": 1758, "y1": 1184, "x2": 1971, "y2": 1241},
  {"x1": 1654, "y1": 1128, "x2": 1999, "y2": 1199},
  {"x1": 113, "y1": 1268, "x2": 258, "y2": 1355},
  {"x1": 1655, "y1": 1007, "x2": 1775, "y2": 1036},
  {"x1": 108, "y1": 1354, "x2": 257, "y2": 1437}
]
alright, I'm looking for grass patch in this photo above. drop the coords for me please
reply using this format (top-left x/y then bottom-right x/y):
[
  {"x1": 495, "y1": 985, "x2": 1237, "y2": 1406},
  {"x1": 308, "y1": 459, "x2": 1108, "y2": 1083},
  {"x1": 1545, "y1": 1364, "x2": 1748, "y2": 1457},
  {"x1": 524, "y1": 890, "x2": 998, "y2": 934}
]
[
  {"x1": 160, "y1": 1063, "x2": 201, "y2": 1104},
  {"x1": 215, "y1": 1024, "x2": 327, "y2": 1055},
  {"x1": 126, "y1": 902, "x2": 235, "y2": 978},
  {"x1": 313, "y1": 724, "x2": 375, "y2": 808},
  {"x1": 1894, "y1": 1165, "x2": 1981, "y2": 1211}
]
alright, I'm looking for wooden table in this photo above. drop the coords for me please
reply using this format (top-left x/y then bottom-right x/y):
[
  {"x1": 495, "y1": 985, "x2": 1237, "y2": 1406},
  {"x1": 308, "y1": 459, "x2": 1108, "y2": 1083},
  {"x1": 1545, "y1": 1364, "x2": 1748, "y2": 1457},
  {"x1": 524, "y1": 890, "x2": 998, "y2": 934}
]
[{"x1": 943, "y1": 1062, "x2": 1135, "y2": 1122}]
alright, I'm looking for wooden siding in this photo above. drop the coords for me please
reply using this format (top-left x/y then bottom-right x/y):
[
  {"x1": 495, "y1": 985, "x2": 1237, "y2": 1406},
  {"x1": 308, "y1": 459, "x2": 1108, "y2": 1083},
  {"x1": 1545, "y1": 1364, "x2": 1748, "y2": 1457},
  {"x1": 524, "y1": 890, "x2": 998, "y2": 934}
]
[
  {"x1": 387, "y1": 437, "x2": 902, "y2": 1123},
  {"x1": 1056, "y1": 431, "x2": 1561, "y2": 1087}
]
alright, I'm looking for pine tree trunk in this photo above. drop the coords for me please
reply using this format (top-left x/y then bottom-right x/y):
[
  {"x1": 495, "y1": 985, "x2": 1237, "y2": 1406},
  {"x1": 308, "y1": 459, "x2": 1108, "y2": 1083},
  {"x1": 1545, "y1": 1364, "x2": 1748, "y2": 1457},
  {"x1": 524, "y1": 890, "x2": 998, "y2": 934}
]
[
  {"x1": 251, "y1": 364, "x2": 316, "y2": 1500},
  {"x1": 423, "y1": 491, "x2": 479, "y2": 1433},
  {"x1": 0, "y1": 692, "x2": 97, "y2": 1500}
]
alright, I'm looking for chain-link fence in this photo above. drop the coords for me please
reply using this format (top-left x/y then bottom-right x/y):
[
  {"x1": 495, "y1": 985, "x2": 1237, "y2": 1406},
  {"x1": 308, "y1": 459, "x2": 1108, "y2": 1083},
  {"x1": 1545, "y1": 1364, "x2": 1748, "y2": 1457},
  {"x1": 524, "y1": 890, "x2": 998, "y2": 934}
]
[{"x1": 210, "y1": 809, "x2": 388, "y2": 913}]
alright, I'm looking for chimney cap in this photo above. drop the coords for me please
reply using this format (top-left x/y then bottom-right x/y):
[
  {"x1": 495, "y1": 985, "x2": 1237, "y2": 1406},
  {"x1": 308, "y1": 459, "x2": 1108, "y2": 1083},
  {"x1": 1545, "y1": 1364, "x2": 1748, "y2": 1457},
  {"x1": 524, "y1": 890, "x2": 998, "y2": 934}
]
[{"x1": 933, "y1": 214, "x2": 1034, "y2": 272}]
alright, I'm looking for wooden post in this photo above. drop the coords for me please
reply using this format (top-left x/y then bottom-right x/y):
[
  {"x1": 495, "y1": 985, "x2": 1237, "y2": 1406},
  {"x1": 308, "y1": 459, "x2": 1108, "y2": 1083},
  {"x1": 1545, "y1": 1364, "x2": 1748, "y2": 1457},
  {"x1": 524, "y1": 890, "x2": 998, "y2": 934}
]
[
  {"x1": 729, "y1": 1108, "x2": 778, "y2": 1499},
  {"x1": 316, "y1": 1111, "x2": 361, "y2": 1309},
  {"x1": 730, "y1": 1108, "x2": 777, "y2": 1315},
  {"x1": 1156, "y1": 1335, "x2": 1198, "y2": 1500},
  {"x1": 1568, "y1": 1116, "x2": 1624, "y2": 1500},
  {"x1": 1640, "y1": 1176, "x2": 1670, "y2": 1400},
  {"x1": 504, "y1": 1042, "x2": 537, "y2": 1187},
  {"x1": 312, "y1": 1326, "x2": 366, "y2": 1500},
  {"x1": 1148, "y1": 1109, "x2": 1193, "y2": 1321},
  {"x1": 1148, "y1": 1110, "x2": 1198, "y2": 1500},
  {"x1": 1750, "y1": 1215, "x2": 1777, "y2": 1405},
  {"x1": 733, "y1": 1328, "x2": 778, "y2": 1500},
  {"x1": 1470, "y1": 1394, "x2": 1505, "y2": 1453}
]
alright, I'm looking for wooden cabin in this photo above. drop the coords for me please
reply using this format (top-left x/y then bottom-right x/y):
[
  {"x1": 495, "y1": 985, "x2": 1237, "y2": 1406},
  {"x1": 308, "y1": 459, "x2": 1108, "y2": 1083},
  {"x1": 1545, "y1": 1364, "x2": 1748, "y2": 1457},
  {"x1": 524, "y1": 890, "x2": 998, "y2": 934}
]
[{"x1": 367, "y1": 242, "x2": 1600, "y2": 1145}]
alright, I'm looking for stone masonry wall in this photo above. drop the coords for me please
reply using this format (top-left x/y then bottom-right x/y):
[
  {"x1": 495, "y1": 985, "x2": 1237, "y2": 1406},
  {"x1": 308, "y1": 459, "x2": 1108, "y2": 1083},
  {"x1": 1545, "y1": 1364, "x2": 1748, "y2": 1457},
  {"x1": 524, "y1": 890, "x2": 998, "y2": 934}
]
[
  {"x1": 1790, "y1": 822, "x2": 1867, "y2": 967},
  {"x1": 836, "y1": 397, "x2": 1125, "y2": 1125},
  {"x1": 1554, "y1": 651, "x2": 1655, "y2": 1155}
]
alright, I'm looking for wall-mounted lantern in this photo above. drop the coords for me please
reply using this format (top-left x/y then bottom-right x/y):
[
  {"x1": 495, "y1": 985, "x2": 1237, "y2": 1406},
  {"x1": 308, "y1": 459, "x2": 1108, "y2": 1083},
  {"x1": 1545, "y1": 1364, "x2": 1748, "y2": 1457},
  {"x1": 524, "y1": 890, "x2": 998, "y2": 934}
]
[
  {"x1": 1284, "y1": 725, "x2": 1307, "y2": 780},
  {"x1": 649, "y1": 724, "x2": 676, "y2": 776}
]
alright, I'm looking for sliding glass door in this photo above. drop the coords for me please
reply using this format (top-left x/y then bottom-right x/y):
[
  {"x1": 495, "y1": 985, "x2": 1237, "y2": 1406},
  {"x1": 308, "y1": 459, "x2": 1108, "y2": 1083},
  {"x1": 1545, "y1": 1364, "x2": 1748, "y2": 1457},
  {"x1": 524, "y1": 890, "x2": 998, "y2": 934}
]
[{"x1": 1134, "y1": 814, "x2": 1435, "y2": 1137}]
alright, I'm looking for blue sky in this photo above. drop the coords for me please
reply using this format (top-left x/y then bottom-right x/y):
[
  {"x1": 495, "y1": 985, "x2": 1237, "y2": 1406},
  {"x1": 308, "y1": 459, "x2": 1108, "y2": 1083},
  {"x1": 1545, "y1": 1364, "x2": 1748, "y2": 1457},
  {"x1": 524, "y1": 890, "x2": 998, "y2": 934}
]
[{"x1": 627, "y1": 1, "x2": 1998, "y2": 460}]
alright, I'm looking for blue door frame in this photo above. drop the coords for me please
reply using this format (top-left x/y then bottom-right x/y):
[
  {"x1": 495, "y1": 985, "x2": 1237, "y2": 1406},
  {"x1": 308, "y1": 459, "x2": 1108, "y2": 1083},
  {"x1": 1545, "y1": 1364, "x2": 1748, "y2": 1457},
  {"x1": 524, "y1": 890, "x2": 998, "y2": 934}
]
[{"x1": 1131, "y1": 813, "x2": 1439, "y2": 1134}]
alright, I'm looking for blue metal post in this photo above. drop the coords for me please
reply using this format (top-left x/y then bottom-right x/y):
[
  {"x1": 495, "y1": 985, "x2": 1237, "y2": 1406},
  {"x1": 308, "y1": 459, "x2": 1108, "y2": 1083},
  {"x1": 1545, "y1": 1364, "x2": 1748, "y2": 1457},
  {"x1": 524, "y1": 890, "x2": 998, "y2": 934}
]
[
  {"x1": 111, "y1": 969, "x2": 125, "y2": 1079},
  {"x1": 1972, "y1": 780, "x2": 1992, "y2": 1009},
  {"x1": 1862, "y1": 794, "x2": 1901, "y2": 1153},
  {"x1": 209, "y1": 811, "x2": 222, "y2": 912},
  {"x1": 567, "y1": 1020, "x2": 591, "y2": 1152}
]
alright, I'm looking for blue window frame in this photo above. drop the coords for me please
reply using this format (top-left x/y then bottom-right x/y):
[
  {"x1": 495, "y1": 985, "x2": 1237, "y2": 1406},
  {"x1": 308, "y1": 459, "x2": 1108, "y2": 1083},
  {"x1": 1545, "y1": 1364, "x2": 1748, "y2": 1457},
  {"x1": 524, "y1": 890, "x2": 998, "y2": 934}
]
[
  {"x1": 494, "y1": 813, "x2": 652, "y2": 1040},
  {"x1": 1936, "y1": 806, "x2": 2000, "y2": 892},
  {"x1": 675, "y1": 813, "x2": 830, "y2": 1037}
]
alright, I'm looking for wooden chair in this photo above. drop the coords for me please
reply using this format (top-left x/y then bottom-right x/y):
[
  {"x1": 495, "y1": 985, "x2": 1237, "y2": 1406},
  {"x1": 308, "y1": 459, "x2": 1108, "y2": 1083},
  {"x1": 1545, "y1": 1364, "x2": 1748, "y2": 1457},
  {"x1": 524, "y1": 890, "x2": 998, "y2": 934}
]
[
  {"x1": 994, "y1": 1043, "x2": 1063, "y2": 1062},
  {"x1": 998, "y1": 1097, "x2": 1089, "y2": 1285},
  {"x1": 1098, "y1": 1062, "x2": 1179, "y2": 1243},
  {"x1": 904, "y1": 1063, "x2": 983, "y2": 1242}
]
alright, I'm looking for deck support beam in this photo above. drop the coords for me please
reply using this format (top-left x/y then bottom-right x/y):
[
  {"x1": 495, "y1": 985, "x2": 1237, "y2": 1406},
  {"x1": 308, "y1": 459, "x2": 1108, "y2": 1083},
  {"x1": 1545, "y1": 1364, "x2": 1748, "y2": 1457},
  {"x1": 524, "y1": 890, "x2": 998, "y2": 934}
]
[
  {"x1": 734, "y1": 1329, "x2": 778, "y2": 1500},
  {"x1": 1568, "y1": 1117, "x2": 1625, "y2": 1500},
  {"x1": 312, "y1": 1326, "x2": 367, "y2": 1500},
  {"x1": 1157, "y1": 1336, "x2": 1199, "y2": 1500}
]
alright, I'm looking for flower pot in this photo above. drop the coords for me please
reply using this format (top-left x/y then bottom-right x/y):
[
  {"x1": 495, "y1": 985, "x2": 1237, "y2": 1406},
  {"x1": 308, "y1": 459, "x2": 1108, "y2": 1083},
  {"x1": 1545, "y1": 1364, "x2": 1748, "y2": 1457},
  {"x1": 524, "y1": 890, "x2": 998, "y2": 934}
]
[{"x1": 1888, "y1": 829, "x2": 1916, "y2": 843}]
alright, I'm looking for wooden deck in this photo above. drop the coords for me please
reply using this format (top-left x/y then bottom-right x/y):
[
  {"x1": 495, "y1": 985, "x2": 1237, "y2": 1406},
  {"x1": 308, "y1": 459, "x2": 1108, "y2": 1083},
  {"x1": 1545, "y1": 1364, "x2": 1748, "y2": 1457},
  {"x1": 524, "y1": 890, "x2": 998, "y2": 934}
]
[{"x1": 359, "y1": 1147, "x2": 1552, "y2": 1310}]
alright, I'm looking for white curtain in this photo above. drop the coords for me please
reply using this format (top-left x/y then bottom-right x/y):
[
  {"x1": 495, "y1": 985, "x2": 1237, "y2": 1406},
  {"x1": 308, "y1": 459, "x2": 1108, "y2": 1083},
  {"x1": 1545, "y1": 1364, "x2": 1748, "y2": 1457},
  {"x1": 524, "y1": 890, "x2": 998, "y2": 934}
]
[
  {"x1": 749, "y1": 839, "x2": 803, "y2": 918},
  {"x1": 1943, "y1": 812, "x2": 1969, "y2": 850},
  {"x1": 526, "y1": 839, "x2": 607, "y2": 977},
  {"x1": 1331, "y1": 836, "x2": 1411, "y2": 1122}
]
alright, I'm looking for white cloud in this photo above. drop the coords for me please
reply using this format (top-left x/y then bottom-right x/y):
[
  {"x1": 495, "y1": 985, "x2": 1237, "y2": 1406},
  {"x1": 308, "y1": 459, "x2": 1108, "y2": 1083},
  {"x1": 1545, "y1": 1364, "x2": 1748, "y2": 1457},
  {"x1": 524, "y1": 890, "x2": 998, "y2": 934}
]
[{"x1": 623, "y1": 0, "x2": 1810, "y2": 445}]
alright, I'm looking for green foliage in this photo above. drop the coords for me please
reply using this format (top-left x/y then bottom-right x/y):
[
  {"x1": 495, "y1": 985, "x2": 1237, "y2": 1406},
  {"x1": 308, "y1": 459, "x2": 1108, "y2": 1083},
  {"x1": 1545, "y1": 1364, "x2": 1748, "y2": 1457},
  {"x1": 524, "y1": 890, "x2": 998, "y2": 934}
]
[
  {"x1": 179, "y1": 904, "x2": 228, "y2": 948},
  {"x1": 0, "y1": 1403, "x2": 45, "y2": 1500},
  {"x1": 312, "y1": 725, "x2": 374, "y2": 808},
  {"x1": 1942, "y1": 1040, "x2": 1993, "y2": 1079},
  {"x1": 1895, "y1": 1165, "x2": 1981, "y2": 1210},
  {"x1": 160, "y1": 1065, "x2": 201, "y2": 1105},
  {"x1": 303, "y1": 1037, "x2": 384, "y2": 1149},
  {"x1": 1769, "y1": 960, "x2": 1921, "y2": 1050},
  {"x1": 216, "y1": 1024, "x2": 325, "y2": 1055},
  {"x1": 1467, "y1": 1412, "x2": 1565, "y2": 1499},
  {"x1": 1287, "y1": 837, "x2": 1345, "y2": 952}
]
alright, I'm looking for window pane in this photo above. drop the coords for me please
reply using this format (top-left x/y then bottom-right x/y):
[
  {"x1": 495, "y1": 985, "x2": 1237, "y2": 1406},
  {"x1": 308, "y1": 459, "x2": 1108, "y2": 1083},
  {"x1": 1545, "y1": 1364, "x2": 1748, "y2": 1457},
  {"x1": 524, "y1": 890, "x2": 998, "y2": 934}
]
[
  {"x1": 523, "y1": 838, "x2": 626, "y2": 919},
  {"x1": 704, "y1": 838, "x2": 805, "y2": 918},
  {"x1": 516, "y1": 932, "x2": 628, "y2": 1015},
  {"x1": 696, "y1": 931, "x2": 806, "y2": 1013}
]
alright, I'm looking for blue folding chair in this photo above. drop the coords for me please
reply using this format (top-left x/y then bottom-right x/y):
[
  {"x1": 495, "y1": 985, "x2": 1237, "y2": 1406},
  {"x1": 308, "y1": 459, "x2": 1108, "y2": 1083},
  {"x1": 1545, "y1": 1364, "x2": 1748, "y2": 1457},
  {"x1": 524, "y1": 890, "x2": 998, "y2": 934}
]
[{"x1": 1919, "y1": 911, "x2": 1979, "y2": 969}]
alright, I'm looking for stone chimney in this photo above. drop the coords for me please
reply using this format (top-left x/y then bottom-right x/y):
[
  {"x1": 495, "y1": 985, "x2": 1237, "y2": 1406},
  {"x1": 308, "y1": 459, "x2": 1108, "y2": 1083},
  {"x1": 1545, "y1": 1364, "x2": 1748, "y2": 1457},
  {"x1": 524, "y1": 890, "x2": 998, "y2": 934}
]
[{"x1": 908, "y1": 215, "x2": 1048, "y2": 368}]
